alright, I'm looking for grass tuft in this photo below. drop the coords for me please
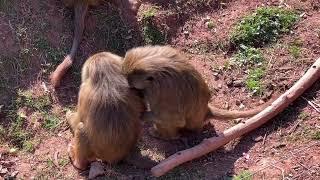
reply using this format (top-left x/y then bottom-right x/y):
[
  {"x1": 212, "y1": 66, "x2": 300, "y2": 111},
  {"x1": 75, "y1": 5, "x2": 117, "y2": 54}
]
[
  {"x1": 288, "y1": 39, "x2": 302, "y2": 59},
  {"x1": 23, "y1": 140, "x2": 35, "y2": 153},
  {"x1": 233, "y1": 170, "x2": 253, "y2": 180},
  {"x1": 231, "y1": 45, "x2": 265, "y2": 67},
  {"x1": 231, "y1": 7, "x2": 298, "y2": 48},
  {"x1": 245, "y1": 67, "x2": 265, "y2": 95},
  {"x1": 4, "y1": 89, "x2": 60, "y2": 148},
  {"x1": 141, "y1": 7, "x2": 165, "y2": 45},
  {"x1": 312, "y1": 131, "x2": 320, "y2": 140}
]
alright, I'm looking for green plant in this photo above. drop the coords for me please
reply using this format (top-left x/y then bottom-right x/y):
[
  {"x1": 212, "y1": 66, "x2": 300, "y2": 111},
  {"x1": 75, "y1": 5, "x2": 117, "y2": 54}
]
[
  {"x1": 233, "y1": 170, "x2": 253, "y2": 180},
  {"x1": 312, "y1": 131, "x2": 320, "y2": 140},
  {"x1": 142, "y1": 7, "x2": 158, "y2": 20},
  {"x1": 59, "y1": 158, "x2": 70, "y2": 167},
  {"x1": 143, "y1": 25, "x2": 165, "y2": 45},
  {"x1": 245, "y1": 67, "x2": 265, "y2": 94},
  {"x1": 288, "y1": 45, "x2": 301, "y2": 58},
  {"x1": 288, "y1": 40, "x2": 302, "y2": 59},
  {"x1": 206, "y1": 20, "x2": 215, "y2": 29},
  {"x1": 43, "y1": 114, "x2": 60, "y2": 130},
  {"x1": 46, "y1": 158, "x2": 54, "y2": 168},
  {"x1": 34, "y1": 37, "x2": 66, "y2": 66},
  {"x1": 141, "y1": 7, "x2": 165, "y2": 45},
  {"x1": 231, "y1": 45, "x2": 265, "y2": 66},
  {"x1": 298, "y1": 112, "x2": 309, "y2": 120},
  {"x1": 17, "y1": 90, "x2": 51, "y2": 111},
  {"x1": 23, "y1": 140, "x2": 35, "y2": 152},
  {"x1": 231, "y1": 7, "x2": 298, "y2": 48}
]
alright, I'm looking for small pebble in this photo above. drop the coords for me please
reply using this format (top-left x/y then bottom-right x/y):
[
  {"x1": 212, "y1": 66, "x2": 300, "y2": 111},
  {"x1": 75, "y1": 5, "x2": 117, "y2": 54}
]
[
  {"x1": 233, "y1": 80, "x2": 243, "y2": 87},
  {"x1": 259, "y1": 99, "x2": 265, "y2": 105},
  {"x1": 235, "y1": 100, "x2": 241, "y2": 106},
  {"x1": 224, "y1": 102, "x2": 229, "y2": 109},
  {"x1": 273, "y1": 143, "x2": 286, "y2": 149},
  {"x1": 252, "y1": 136, "x2": 263, "y2": 142},
  {"x1": 233, "y1": 118, "x2": 243, "y2": 124}
]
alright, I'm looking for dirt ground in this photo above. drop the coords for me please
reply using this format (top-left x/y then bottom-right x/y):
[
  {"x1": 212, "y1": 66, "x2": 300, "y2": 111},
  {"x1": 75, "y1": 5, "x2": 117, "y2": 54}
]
[{"x1": 0, "y1": 0, "x2": 319, "y2": 179}]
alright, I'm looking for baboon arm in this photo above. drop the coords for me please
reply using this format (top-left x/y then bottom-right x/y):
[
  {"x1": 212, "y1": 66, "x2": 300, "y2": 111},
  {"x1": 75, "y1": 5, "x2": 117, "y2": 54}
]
[
  {"x1": 69, "y1": 122, "x2": 93, "y2": 170},
  {"x1": 151, "y1": 57, "x2": 320, "y2": 177}
]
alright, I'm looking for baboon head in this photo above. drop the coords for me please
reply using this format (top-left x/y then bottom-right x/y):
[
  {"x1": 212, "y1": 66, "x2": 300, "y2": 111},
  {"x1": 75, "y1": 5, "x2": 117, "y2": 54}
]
[{"x1": 122, "y1": 45, "x2": 186, "y2": 90}]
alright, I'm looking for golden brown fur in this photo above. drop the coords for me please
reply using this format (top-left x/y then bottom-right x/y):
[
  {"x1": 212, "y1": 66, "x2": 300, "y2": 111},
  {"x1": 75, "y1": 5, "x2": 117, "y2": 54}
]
[
  {"x1": 68, "y1": 52, "x2": 144, "y2": 170},
  {"x1": 122, "y1": 46, "x2": 271, "y2": 140}
]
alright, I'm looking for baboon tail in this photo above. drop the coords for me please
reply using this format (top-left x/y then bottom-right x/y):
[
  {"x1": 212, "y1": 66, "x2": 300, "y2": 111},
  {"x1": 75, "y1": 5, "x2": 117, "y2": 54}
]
[
  {"x1": 50, "y1": 2, "x2": 88, "y2": 88},
  {"x1": 207, "y1": 95, "x2": 276, "y2": 120},
  {"x1": 70, "y1": 2, "x2": 88, "y2": 59}
]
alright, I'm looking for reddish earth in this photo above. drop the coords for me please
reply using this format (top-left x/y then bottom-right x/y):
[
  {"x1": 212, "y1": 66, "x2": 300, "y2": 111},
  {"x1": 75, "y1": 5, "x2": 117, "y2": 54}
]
[{"x1": 0, "y1": 0, "x2": 319, "y2": 179}]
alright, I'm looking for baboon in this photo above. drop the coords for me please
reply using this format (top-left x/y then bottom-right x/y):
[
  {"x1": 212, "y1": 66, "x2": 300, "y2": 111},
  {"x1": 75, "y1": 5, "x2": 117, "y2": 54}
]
[
  {"x1": 50, "y1": 0, "x2": 140, "y2": 88},
  {"x1": 67, "y1": 52, "x2": 144, "y2": 170},
  {"x1": 122, "y1": 45, "x2": 272, "y2": 140}
]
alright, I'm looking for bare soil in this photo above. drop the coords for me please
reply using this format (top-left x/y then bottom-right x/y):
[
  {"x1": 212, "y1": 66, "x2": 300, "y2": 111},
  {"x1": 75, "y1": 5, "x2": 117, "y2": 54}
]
[{"x1": 0, "y1": 0, "x2": 319, "y2": 179}]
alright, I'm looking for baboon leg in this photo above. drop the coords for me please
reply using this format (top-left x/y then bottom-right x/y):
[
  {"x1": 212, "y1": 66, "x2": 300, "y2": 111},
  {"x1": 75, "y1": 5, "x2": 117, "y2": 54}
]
[
  {"x1": 68, "y1": 122, "x2": 93, "y2": 170},
  {"x1": 66, "y1": 111, "x2": 80, "y2": 134}
]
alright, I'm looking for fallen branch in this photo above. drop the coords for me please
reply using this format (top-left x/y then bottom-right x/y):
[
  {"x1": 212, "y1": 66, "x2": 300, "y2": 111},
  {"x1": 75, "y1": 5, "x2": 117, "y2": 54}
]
[{"x1": 151, "y1": 58, "x2": 320, "y2": 177}]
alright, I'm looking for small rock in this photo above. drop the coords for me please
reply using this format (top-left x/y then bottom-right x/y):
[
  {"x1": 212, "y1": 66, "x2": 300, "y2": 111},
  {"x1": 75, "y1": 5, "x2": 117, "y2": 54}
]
[
  {"x1": 9, "y1": 148, "x2": 18, "y2": 155},
  {"x1": 243, "y1": 153, "x2": 250, "y2": 161},
  {"x1": 235, "y1": 100, "x2": 241, "y2": 106},
  {"x1": 226, "y1": 80, "x2": 233, "y2": 86},
  {"x1": 217, "y1": 84, "x2": 222, "y2": 89},
  {"x1": 239, "y1": 103, "x2": 245, "y2": 110},
  {"x1": 259, "y1": 99, "x2": 265, "y2": 105},
  {"x1": 11, "y1": 171, "x2": 19, "y2": 177},
  {"x1": 224, "y1": 102, "x2": 229, "y2": 109},
  {"x1": 0, "y1": 167, "x2": 8, "y2": 174},
  {"x1": 293, "y1": 165, "x2": 300, "y2": 170},
  {"x1": 89, "y1": 162, "x2": 105, "y2": 179},
  {"x1": 0, "y1": 160, "x2": 14, "y2": 166},
  {"x1": 213, "y1": 72, "x2": 219, "y2": 80},
  {"x1": 299, "y1": 12, "x2": 306, "y2": 18},
  {"x1": 273, "y1": 143, "x2": 286, "y2": 149},
  {"x1": 203, "y1": 16, "x2": 210, "y2": 22},
  {"x1": 183, "y1": 30, "x2": 189, "y2": 35},
  {"x1": 233, "y1": 118, "x2": 243, "y2": 124},
  {"x1": 233, "y1": 80, "x2": 243, "y2": 87},
  {"x1": 262, "y1": 90, "x2": 273, "y2": 100},
  {"x1": 252, "y1": 136, "x2": 263, "y2": 142}
]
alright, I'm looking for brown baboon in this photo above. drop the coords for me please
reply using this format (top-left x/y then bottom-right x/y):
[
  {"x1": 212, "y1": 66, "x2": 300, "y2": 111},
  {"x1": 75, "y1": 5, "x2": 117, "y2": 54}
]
[
  {"x1": 67, "y1": 52, "x2": 144, "y2": 170},
  {"x1": 50, "y1": 0, "x2": 141, "y2": 88},
  {"x1": 122, "y1": 45, "x2": 272, "y2": 140}
]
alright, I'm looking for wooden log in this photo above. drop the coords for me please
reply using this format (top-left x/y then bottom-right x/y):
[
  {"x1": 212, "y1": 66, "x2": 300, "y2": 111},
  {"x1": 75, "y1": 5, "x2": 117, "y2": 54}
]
[{"x1": 151, "y1": 58, "x2": 320, "y2": 177}]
